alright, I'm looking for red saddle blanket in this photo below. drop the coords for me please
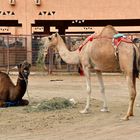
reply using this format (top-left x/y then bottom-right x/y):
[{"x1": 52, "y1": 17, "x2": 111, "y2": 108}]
[
  {"x1": 78, "y1": 34, "x2": 133, "y2": 52},
  {"x1": 113, "y1": 37, "x2": 132, "y2": 47},
  {"x1": 79, "y1": 34, "x2": 95, "y2": 51}
]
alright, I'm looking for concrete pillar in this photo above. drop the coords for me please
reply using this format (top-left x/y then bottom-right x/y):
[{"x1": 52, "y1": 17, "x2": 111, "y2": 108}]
[{"x1": 22, "y1": 22, "x2": 32, "y2": 64}]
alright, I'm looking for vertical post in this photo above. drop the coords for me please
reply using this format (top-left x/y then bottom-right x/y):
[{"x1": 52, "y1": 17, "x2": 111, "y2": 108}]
[
  {"x1": 26, "y1": 33, "x2": 32, "y2": 64},
  {"x1": 66, "y1": 36, "x2": 71, "y2": 72},
  {"x1": 23, "y1": 23, "x2": 32, "y2": 64},
  {"x1": 6, "y1": 35, "x2": 10, "y2": 74},
  {"x1": 23, "y1": 0, "x2": 32, "y2": 64}
]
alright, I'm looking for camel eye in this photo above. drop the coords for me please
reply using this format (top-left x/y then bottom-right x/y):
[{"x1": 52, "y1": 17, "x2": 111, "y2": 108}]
[{"x1": 48, "y1": 37, "x2": 52, "y2": 41}]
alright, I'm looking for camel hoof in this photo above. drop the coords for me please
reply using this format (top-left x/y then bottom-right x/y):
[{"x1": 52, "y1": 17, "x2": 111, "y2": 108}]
[
  {"x1": 20, "y1": 99, "x2": 29, "y2": 106},
  {"x1": 79, "y1": 109, "x2": 89, "y2": 114},
  {"x1": 120, "y1": 116, "x2": 129, "y2": 121},
  {"x1": 100, "y1": 107, "x2": 109, "y2": 112}
]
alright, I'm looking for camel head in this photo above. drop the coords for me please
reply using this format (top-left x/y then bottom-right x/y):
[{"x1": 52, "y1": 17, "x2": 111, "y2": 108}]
[
  {"x1": 40, "y1": 33, "x2": 59, "y2": 50},
  {"x1": 17, "y1": 61, "x2": 31, "y2": 80}
]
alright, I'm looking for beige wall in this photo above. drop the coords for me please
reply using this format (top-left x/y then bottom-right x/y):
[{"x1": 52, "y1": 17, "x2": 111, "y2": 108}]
[
  {"x1": 0, "y1": 0, "x2": 140, "y2": 35},
  {"x1": 1, "y1": 0, "x2": 140, "y2": 20},
  {"x1": 0, "y1": 0, "x2": 140, "y2": 63}
]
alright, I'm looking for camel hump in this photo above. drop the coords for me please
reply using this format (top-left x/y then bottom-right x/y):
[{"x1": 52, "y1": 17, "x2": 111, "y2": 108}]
[{"x1": 99, "y1": 25, "x2": 118, "y2": 37}]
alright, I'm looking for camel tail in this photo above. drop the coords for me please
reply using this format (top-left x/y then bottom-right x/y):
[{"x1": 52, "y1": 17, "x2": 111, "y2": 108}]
[{"x1": 133, "y1": 47, "x2": 139, "y2": 78}]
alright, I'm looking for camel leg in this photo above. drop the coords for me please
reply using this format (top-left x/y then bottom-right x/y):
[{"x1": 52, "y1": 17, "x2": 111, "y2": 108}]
[
  {"x1": 122, "y1": 75, "x2": 136, "y2": 120},
  {"x1": 80, "y1": 65, "x2": 91, "y2": 114},
  {"x1": 19, "y1": 99, "x2": 29, "y2": 106},
  {"x1": 95, "y1": 70, "x2": 109, "y2": 112}
]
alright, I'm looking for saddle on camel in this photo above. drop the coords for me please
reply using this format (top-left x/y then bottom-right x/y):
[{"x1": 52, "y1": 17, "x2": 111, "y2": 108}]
[{"x1": 0, "y1": 61, "x2": 31, "y2": 107}]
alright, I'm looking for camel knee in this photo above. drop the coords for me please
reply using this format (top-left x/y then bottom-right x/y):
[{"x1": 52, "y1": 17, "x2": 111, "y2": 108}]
[
  {"x1": 100, "y1": 87, "x2": 105, "y2": 93},
  {"x1": 130, "y1": 94, "x2": 136, "y2": 101}
]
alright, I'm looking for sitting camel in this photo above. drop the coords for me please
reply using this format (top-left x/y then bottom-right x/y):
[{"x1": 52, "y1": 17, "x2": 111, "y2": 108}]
[
  {"x1": 0, "y1": 61, "x2": 31, "y2": 107},
  {"x1": 40, "y1": 25, "x2": 140, "y2": 120}
]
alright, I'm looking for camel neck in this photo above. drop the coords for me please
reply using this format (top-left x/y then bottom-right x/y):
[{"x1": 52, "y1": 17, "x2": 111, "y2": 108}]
[
  {"x1": 17, "y1": 75, "x2": 27, "y2": 88},
  {"x1": 11, "y1": 76, "x2": 27, "y2": 101},
  {"x1": 57, "y1": 36, "x2": 80, "y2": 64}
]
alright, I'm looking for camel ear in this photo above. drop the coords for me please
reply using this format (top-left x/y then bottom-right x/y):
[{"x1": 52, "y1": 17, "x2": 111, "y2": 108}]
[{"x1": 55, "y1": 33, "x2": 58, "y2": 37}]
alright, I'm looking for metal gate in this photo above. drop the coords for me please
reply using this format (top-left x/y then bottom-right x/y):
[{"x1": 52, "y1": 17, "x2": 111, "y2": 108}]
[{"x1": 0, "y1": 35, "x2": 27, "y2": 70}]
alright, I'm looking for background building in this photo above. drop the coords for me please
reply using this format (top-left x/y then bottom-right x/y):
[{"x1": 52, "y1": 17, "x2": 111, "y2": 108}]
[{"x1": 0, "y1": 0, "x2": 140, "y2": 64}]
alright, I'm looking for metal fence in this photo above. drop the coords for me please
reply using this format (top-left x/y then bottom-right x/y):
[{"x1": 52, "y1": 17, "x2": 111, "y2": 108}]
[
  {"x1": 1, "y1": 33, "x2": 139, "y2": 73},
  {"x1": 0, "y1": 35, "x2": 27, "y2": 71},
  {"x1": 32, "y1": 34, "x2": 87, "y2": 73},
  {"x1": 0, "y1": 34, "x2": 87, "y2": 73}
]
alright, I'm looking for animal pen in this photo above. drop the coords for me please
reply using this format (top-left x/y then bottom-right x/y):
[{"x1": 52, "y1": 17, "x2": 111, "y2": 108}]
[
  {"x1": 0, "y1": 35, "x2": 27, "y2": 71},
  {"x1": 0, "y1": 34, "x2": 87, "y2": 73}
]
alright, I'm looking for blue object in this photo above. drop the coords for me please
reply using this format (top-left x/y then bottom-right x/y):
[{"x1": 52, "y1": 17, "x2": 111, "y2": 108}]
[
  {"x1": 5, "y1": 100, "x2": 20, "y2": 107},
  {"x1": 113, "y1": 33, "x2": 125, "y2": 39}
]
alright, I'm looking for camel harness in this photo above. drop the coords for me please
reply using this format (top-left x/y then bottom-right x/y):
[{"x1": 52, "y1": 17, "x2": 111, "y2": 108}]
[{"x1": 78, "y1": 33, "x2": 133, "y2": 59}]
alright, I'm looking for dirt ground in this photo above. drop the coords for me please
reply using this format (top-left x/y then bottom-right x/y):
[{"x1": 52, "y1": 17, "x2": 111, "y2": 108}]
[{"x1": 1, "y1": 73, "x2": 140, "y2": 140}]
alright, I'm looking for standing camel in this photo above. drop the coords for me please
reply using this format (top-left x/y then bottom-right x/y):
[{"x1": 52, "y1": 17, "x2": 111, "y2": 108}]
[
  {"x1": 40, "y1": 25, "x2": 139, "y2": 120},
  {"x1": 0, "y1": 61, "x2": 31, "y2": 107}
]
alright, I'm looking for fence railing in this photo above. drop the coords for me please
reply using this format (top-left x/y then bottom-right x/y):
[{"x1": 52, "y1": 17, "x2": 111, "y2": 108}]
[
  {"x1": 0, "y1": 35, "x2": 27, "y2": 72},
  {"x1": 0, "y1": 33, "x2": 139, "y2": 73},
  {"x1": 0, "y1": 34, "x2": 88, "y2": 73}
]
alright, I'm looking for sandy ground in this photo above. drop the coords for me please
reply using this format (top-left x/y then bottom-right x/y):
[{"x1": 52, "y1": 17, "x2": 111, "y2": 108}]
[{"x1": 0, "y1": 73, "x2": 140, "y2": 140}]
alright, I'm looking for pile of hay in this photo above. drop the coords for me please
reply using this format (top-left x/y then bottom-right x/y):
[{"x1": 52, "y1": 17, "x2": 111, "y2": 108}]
[
  {"x1": 25, "y1": 97, "x2": 75, "y2": 112},
  {"x1": 36, "y1": 47, "x2": 44, "y2": 65}
]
